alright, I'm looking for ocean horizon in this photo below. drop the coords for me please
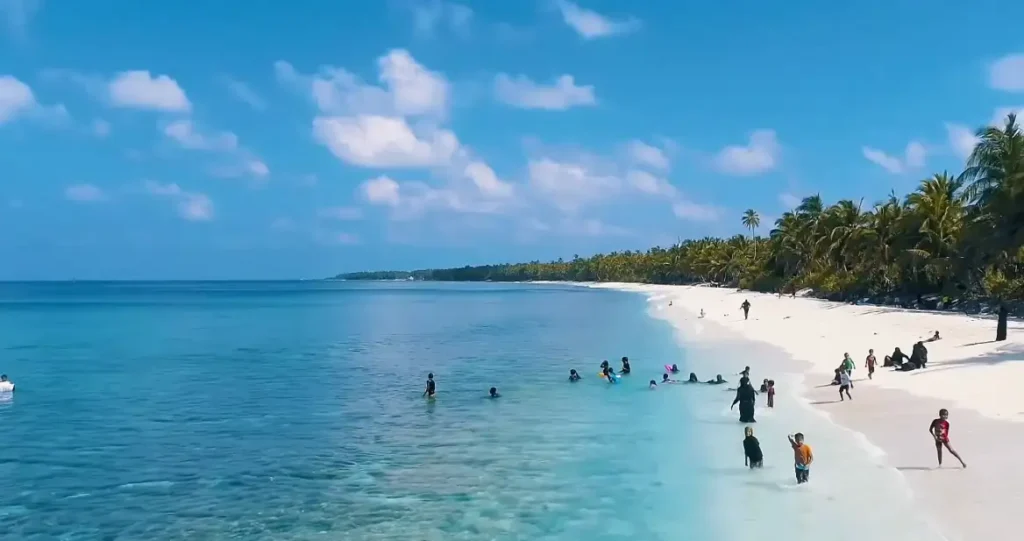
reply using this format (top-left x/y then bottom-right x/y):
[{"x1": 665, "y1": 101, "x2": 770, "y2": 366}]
[{"x1": 1, "y1": 281, "x2": 948, "y2": 540}]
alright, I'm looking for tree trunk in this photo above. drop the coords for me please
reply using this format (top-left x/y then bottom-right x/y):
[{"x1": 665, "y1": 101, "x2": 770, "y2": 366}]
[{"x1": 997, "y1": 303, "x2": 1008, "y2": 342}]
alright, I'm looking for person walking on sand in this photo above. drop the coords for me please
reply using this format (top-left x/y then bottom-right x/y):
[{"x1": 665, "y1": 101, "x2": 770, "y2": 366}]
[
  {"x1": 789, "y1": 433, "x2": 813, "y2": 484},
  {"x1": 842, "y1": 353, "x2": 855, "y2": 388},
  {"x1": 741, "y1": 299, "x2": 751, "y2": 320},
  {"x1": 838, "y1": 370, "x2": 853, "y2": 401},
  {"x1": 865, "y1": 349, "x2": 877, "y2": 380},
  {"x1": 929, "y1": 409, "x2": 966, "y2": 468}
]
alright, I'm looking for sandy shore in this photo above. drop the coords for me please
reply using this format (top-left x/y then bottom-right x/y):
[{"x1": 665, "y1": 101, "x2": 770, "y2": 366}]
[{"x1": 590, "y1": 283, "x2": 1024, "y2": 541}]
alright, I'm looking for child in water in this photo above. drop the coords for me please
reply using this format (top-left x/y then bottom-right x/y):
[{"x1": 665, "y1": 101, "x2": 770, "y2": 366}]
[
  {"x1": 743, "y1": 427, "x2": 763, "y2": 468},
  {"x1": 649, "y1": 379, "x2": 658, "y2": 389},
  {"x1": 423, "y1": 373, "x2": 436, "y2": 398},
  {"x1": 569, "y1": 369, "x2": 581, "y2": 382},
  {"x1": 489, "y1": 387, "x2": 500, "y2": 398},
  {"x1": 661, "y1": 373, "x2": 675, "y2": 384},
  {"x1": 789, "y1": 433, "x2": 813, "y2": 484},
  {"x1": 620, "y1": 356, "x2": 631, "y2": 374},
  {"x1": 766, "y1": 380, "x2": 775, "y2": 408},
  {"x1": 670, "y1": 364, "x2": 680, "y2": 374}
]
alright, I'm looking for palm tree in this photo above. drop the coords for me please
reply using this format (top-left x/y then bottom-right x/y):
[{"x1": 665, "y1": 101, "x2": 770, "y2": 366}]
[
  {"x1": 742, "y1": 209, "x2": 761, "y2": 257},
  {"x1": 963, "y1": 113, "x2": 1024, "y2": 341}
]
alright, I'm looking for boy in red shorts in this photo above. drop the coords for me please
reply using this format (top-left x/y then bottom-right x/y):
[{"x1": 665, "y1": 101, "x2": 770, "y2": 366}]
[{"x1": 929, "y1": 408, "x2": 966, "y2": 468}]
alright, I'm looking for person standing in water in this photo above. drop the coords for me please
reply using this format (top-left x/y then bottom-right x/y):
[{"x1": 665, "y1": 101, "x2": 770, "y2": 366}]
[
  {"x1": 488, "y1": 387, "x2": 500, "y2": 398},
  {"x1": 741, "y1": 299, "x2": 751, "y2": 320},
  {"x1": 620, "y1": 356, "x2": 631, "y2": 374},
  {"x1": 766, "y1": 380, "x2": 775, "y2": 408},
  {"x1": 929, "y1": 409, "x2": 966, "y2": 468},
  {"x1": 423, "y1": 373, "x2": 436, "y2": 398},
  {"x1": 743, "y1": 427, "x2": 763, "y2": 468},
  {"x1": 731, "y1": 377, "x2": 758, "y2": 422},
  {"x1": 865, "y1": 349, "x2": 877, "y2": 380},
  {"x1": 569, "y1": 369, "x2": 581, "y2": 382},
  {"x1": 0, "y1": 374, "x2": 14, "y2": 393},
  {"x1": 789, "y1": 433, "x2": 813, "y2": 484}
]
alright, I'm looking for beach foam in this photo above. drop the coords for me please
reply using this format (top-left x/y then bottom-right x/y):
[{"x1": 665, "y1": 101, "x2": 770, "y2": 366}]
[{"x1": 597, "y1": 282, "x2": 1024, "y2": 541}]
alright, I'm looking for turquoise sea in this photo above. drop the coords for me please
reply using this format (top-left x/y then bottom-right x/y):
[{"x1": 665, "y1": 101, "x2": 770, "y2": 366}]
[{"x1": 0, "y1": 282, "x2": 948, "y2": 540}]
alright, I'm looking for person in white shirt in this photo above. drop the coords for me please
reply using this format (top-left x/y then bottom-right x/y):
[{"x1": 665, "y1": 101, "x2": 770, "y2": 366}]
[
  {"x1": 838, "y1": 370, "x2": 852, "y2": 401},
  {"x1": 0, "y1": 374, "x2": 15, "y2": 392}
]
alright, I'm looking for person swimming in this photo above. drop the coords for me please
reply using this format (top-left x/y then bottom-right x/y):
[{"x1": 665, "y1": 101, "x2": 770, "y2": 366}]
[
  {"x1": 669, "y1": 364, "x2": 680, "y2": 373},
  {"x1": 649, "y1": 379, "x2": 658, "y2": 389},
  {"x1": 569, "y1": 369, "x2": 581, "y2": 382},
  {"x1": 661, "y1": 373, "x2": 677, "y2": 384},
  {"x1": 620, "y1": 356, "x2": 631, "y2": 374},
  {"x1": 0, "y1": 374, "x2": 14, "y2": 393},
  {"x1": 706, "y1": 374, "x2": 727, "y2": 385},
  {"x1": 602, "y1": 366, "x2": 617, "y2": 382},
  {"x1": 423, "y1": 373, "x2": 436, "y2": 398},
  {"x1": 489, "y1": 387, "x2": 500, "y2": 398},
  {"x1": 687, "y1": 372, "x2": 699, "y2": 383}
]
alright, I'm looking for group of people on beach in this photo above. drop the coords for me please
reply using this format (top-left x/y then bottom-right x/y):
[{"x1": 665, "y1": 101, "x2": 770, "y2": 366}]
[{"x1": 817, "y1": 331, "x2": 966, "y2": 468}]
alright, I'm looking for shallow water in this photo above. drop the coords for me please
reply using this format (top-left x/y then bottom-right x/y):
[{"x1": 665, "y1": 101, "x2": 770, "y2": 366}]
[
  {"x1": 1, "y1": 282, "x2": 718, "y2": 540},
  {"x1": 0, "y1": 282, "x2": 948, "y2": 540}
]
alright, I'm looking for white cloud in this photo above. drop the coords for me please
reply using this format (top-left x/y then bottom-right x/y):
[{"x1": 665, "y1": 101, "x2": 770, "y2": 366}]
[
  {"x1": 318, "y1": 206, "x2": 363, "y2": 220},
  {"x1": 626, "y1": 169, "x2": 675, "y2": 197},
  {"x1": 945, "y1": 123, "x2": 979, "y2": 160},
  {"x1": 779, "y1": 192, "x2": 801, "y2": 209},
  {"x1": 162, "y1": 119, "x2": 268, "y2": 179},
  {"x1": 163, "y1": 119, "x2": 238, "y2": 151},
  {"x1": 0, "y1": 75, "x2": 66, "y2": 126},
  {"x1": 464, "y1": 160, "x2": 514, "y2": 198},
  {"x1": 92, "y1": 118, "x2": 111, "y2": 137},
  {"x1": 554, "y1": 0, "x2": 639, "y2": 40},
  {"x1": 672, "y1": 198, "x2": 721, "y2": 222},
  {"x1": 0, "y1": 74, "x2": 35, "y2": 124},
  {"x1": 862, "y1": 140, "x2": 927, "y2": 174},
  {"x1": 362, "y1": 176, "x2": 402, "y2": 207},
  {"x1": 494, "y1": 73, "x2": 596, "y2": 110},
  {"x1": 143, "y1": 180, "x2": 213, "y2": 221},
  {"x1": 989, "y1": 54, "x2": 1024, "y2": 92},
  {"x1": 714, "y1": 130, "x2": 780, "y2": 176},
  {"x1": 528, "y1": 158, "x2": 619, "y2": 213},
  {"x1": 277, "y1": 49, "x2": 448, "y2": 118},
  {"x1": 904, "y1": 141, "x2": 926, "y2": 168},
  {"x1": 411, "y1": 1, "x2": 473, "y2": 37},
  {"x1": 359, "y1": 174, "x2": 505, "y2": 220},
  {"x1": 64, "y1": 183, "x2": 107, "y2": 203},
  {"x1": 108, "y1": 71, "x2": 191, "y2": 112},
  {"x1": 221, "y1": 75, "x2": 266, "y2": 111},
  {"x1": 627, "y1": 140, "x2": 669, "y2": 170},
  {"x1": 312, "y1": 115, "x2": 459, "y2": 168}
]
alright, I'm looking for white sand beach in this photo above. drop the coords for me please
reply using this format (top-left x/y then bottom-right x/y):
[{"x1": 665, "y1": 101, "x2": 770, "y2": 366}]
[{"x1": 593, "y1": 283, "x2": 1024, "y2": 541}]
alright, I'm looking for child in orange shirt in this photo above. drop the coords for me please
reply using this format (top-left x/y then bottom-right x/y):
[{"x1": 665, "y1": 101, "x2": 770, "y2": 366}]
[{"x1": 789, "y1": 432, "x2": 813, "y2": 484}]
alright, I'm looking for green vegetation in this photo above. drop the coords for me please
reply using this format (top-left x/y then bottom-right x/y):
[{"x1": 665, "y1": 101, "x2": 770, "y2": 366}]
[{"x1": 337, "y1": 115, "x2": 1024, "y2": 341}]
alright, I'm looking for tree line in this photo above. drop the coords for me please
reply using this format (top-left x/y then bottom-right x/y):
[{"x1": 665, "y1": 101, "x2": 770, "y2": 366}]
[{"x1": 337, "y1": 115, "x2": 1024, "y2": 341}]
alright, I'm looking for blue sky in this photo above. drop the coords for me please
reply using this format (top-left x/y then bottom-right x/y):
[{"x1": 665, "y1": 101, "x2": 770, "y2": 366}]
[{"x1": 2, "y1": 0, "x2": 1024, "y2": 280}]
